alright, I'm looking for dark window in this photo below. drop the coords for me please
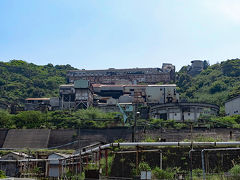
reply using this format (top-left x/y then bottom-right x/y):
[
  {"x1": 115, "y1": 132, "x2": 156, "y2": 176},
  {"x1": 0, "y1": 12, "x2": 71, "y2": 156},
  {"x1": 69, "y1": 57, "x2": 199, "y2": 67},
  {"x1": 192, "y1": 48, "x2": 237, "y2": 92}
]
[
  {"x1": 182, "y1": 107, "x2": 190, "y2": 112},
  {"x1": 160, "y1": 113, "x2": 167, "y2": 120}
]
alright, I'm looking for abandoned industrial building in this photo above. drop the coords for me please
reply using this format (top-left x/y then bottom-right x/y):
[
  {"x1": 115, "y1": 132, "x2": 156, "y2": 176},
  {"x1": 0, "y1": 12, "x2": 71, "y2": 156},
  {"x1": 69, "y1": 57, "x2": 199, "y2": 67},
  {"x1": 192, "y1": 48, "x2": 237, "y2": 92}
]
[
  {"x1": 187, "y1": 60, "x2": 207, "y2": 76},
  {"x1": 23, "y1": 61, "x2": 222, "y2": 122},
  {"x1": 25, "y1": 80, "x2": 179, "y2": 112},
  {"x1": 67, "y1": 63, "x2": 175, "y2": 85},
  {"x1": 24, "y1": 79, "x2": 220, "y2": 122},
  {"x1": 24, "y1": 97, "x2": 59, "y2": 111},
  {"x1": 150, "y1": 102, "x2": 219, "y2": 122},
  {"x1": 0, "y1": 152, "x2": 32, "y2": 177},
  {"x1": 225, "y1": 95, "x2": 240, "y2": 116},
  {"x1": 59, "y1": 80, "x2": 93, "y2": 109}
]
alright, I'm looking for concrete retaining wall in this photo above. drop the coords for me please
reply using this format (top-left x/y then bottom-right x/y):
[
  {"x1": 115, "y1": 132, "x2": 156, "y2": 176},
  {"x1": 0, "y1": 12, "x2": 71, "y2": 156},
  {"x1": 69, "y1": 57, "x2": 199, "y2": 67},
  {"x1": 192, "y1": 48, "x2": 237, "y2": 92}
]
[{"x1": 1, "y1": 128, "x2": 240, "y2": 149}]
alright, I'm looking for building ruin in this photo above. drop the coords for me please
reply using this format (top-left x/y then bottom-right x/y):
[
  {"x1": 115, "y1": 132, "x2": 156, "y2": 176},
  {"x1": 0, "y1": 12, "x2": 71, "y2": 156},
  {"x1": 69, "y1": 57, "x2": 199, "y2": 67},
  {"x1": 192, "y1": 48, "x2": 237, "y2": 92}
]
[{"x1": 67, "y1": 64, "x2": 175, "y2": 85}]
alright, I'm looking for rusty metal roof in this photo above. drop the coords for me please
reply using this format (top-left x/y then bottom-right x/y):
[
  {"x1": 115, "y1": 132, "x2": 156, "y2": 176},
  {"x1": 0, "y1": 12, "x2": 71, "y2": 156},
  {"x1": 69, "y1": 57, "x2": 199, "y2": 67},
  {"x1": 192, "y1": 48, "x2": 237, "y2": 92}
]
[{"x1": 25, "y1": 98, "x2": 50, "y2": 101}]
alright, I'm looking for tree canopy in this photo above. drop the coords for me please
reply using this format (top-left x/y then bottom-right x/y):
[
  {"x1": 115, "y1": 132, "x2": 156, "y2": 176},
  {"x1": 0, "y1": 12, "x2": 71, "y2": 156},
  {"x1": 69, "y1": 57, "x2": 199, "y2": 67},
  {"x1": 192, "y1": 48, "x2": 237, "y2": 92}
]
[
  {"x1": 176, "y1": 59, "x2": 240, "y2": 107},
  {"x1": 0, "y1": 60, "x2": 76, "y2": 105}
]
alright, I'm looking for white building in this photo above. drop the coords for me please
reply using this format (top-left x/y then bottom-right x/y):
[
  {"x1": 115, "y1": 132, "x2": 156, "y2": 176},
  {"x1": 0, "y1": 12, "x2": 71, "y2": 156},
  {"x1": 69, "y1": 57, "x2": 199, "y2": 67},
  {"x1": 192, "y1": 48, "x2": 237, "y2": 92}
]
[
  {"x1": 225, "y1": 95, "x2": 240, "y2": 116},
  {"x1": 150, "y1": 102, "x2": 219, "y2": 122},
  {"x1": 146, "y1": 84, "x2": 179, "y2": 104}
]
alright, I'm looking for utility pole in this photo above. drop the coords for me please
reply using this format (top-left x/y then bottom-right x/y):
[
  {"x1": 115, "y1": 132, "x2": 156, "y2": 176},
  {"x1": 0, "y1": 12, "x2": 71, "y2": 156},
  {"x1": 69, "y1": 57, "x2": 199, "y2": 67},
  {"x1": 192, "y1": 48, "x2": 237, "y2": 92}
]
[
  {"x1": 132, "y1": 104, "x2": 140, "y2": 142},
  {"x1": 132, "y1": 105, "x2": 136, "y2": 142},
  {"x1": 78, "y1": 127, "x2": 82, "y2": 176}
]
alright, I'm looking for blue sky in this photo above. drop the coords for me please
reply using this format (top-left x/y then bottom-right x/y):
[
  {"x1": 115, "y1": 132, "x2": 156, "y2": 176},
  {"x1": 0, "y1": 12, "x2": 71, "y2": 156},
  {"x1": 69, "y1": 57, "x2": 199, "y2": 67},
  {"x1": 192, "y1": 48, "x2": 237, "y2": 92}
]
[{"x1": 1, "y1": 0, "x2": 240, "y2": 70}]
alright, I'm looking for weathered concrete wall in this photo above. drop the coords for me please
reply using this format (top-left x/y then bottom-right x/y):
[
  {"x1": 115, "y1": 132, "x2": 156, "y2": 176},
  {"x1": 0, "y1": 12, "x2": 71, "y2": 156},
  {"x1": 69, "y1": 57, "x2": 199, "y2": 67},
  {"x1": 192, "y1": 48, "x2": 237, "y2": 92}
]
[
  {"x1": 48, "y1": 129, "x2": 77, "y2": 149},
  {"x1": 3, "y1": 129, "x2": 51, "y2": 148},
  {"x1": 0, "y1": 129, "x2": 8, "y2": 148},
  {"x1": 136, "y1": 128, "x2": 240, "y2": 142},
  {"x1": 1, "y1": 128, "x2": 240, "y2": 149},
  {"x1": 48, "y1": 128, "x2": 132, "y2": 149}
]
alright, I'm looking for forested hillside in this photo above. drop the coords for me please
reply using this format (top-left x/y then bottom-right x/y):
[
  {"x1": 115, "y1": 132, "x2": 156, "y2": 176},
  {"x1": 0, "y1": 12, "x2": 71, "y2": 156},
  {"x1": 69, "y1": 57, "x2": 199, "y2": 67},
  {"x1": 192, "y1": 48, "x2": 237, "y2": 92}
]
[
  {"x1": 0, "y1": 60, "x2": 75, "y2": 104},
  {"x1": 0, "y1": 59, "x2": 239, "y2": 110},
  {"x1": 177, "y1": 59, "x2": 240, "y2": 109}
]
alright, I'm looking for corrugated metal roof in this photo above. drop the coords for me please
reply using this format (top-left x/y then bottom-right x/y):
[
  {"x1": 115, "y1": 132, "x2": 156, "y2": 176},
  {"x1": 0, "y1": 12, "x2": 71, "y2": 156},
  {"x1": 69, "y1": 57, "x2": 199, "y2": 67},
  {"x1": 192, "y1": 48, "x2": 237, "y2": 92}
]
[
  {"x1": 48, "y1": 152, "x2": 70, "y2": 158},
  {"x1": 148, "y1": 84, "x2": 176, "y2": 87},
  {"x1": 92, "y1": 84, "x2": 176, "y2": 88},
  {"x1": 25, "y1": 98, "x2": 50, "y2": 101}
]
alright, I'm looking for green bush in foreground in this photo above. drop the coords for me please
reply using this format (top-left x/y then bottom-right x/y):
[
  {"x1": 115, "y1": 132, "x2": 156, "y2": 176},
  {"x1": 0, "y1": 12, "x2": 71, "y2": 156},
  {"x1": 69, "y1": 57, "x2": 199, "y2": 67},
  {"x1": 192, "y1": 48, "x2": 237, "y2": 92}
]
[
  {"x1": 152, "y1": 167, "x2": 175, "y2": 179},
  {"x1": 0, "y1": 170, "x2": 6, "y2": 179},
  {"x1": 229, "y1": 164, "x2": 240, "y2": 178},
  {"x1": 139, "y1": 162, "x2": 151, "y2": 171}
]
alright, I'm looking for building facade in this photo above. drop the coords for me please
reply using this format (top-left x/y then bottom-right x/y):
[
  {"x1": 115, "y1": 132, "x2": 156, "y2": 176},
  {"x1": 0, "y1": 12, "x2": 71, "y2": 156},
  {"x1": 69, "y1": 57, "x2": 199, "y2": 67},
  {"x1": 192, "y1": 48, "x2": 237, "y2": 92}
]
[
  {"x1": 67, "y1": 64, "x2": 175, "y2": 85},
  {"x1": 0, "y1": 152, "x2": 31, "y2": 177},
  {"x1": 59, "y1": 80, "x2": 93, "y2": 109},
  {"x1": 93, "y1": 84, "x2": 179, "y2": 105},
  {"x1": 47, "y1": 153, "x2": 70, "y2": 178},
  {"x1": 225, "y1": 95, "x2": 240, "y2": 116},
  {"x1": 150, "y1": 102, "x2": 219, "y2": 122},
  {"x1": 24, "y1": 98, "x2": 59, "y2": 111}
]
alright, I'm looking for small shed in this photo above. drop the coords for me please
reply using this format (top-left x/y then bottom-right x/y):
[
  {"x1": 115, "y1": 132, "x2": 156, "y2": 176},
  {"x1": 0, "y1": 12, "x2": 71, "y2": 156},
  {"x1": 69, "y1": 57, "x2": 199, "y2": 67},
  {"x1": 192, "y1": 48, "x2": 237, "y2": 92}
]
[
  {"x1": 47, "y1": 153, "x2": 70, "y2": 178},
  {"x1": 0, "y1": 152, "x2": 30, "y2": 177}
]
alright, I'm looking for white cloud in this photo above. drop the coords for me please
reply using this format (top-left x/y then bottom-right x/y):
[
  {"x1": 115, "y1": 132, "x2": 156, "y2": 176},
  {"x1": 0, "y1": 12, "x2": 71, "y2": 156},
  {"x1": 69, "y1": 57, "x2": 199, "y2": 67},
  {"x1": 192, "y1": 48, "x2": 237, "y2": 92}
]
[{"x1": 204, "y1": 0, "x2": 240, "y2": 24}]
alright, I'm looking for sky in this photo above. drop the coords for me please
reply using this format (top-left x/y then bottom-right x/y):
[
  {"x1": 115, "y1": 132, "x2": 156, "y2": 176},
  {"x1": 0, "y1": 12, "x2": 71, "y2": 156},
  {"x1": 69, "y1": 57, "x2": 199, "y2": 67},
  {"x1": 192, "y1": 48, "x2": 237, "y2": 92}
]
[{"x1": 1, "y1": 0, "x2": 240, "y2": 71}]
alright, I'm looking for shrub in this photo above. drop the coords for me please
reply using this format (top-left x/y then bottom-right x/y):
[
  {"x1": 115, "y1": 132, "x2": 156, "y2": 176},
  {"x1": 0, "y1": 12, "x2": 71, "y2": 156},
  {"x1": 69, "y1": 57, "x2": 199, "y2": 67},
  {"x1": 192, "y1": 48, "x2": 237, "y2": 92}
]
[
  {"x1": 192, "y1": 168, "x2": 202, "y2": 177},
  {"x1": 152, "y1": 167, "x2": 174, "y2": 179},
  {"x1": 139, "y1": 162, "x2": 151, "y2": 171},
  {"x1": 229, "y1": 164, "x2": 240, "y2": 177},
  {"x1": 0, "y1": 170, "x2": 6, "y2": 179},
  {"x1": 143, "y1": 136, "x2": 156, "y2": 142},
  {"x1": 100, "y1": 154, "x2": 115, "y2": 176},
  {"x1": 209, "y1": 81, "x2": 227, "y2": 94}
]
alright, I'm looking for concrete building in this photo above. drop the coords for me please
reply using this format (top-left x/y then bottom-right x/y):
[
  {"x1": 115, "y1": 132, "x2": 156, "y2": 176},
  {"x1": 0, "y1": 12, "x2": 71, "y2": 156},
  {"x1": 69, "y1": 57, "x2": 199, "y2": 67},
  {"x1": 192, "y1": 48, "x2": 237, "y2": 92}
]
[
  {"x1": 146, "y1": 85, "x2": 179, "y2": 104},
  {"x1": 60, "y1": 80, "x2": 93, "y2": 109},
  {"x1": 59, "y1": 84, "x2": 76, "y2": 109},
  {"x1": 187, "y1": 60, "x2": 205, "y2": 76},
  {"x1": 225, "y1": 95, "x2": 240, "y2": 116},
  {"x1": 24, "y1": 98, "x2": 50, "y2": 111},
  {"x1": 25, "y1": 97, "x2": 59, "y2": 111},
  {"x1": 74, "y1": 80, "x2": 93, "y2": 109},
  {"x1": 93, "y1": 84, "x2": 124, "y2": 99},
  {"x1": 93, "y1": 84, "x2": 179, "y2": 105},
  {"x1": 119, "y1": 95, "x2": 134, "y2": 103},
  {"x1": 67, "y1": 64, "x2": 175, "y2": 85},
  {"x1": 150, "y1": 102, "x2": 219, "y2": 122}
]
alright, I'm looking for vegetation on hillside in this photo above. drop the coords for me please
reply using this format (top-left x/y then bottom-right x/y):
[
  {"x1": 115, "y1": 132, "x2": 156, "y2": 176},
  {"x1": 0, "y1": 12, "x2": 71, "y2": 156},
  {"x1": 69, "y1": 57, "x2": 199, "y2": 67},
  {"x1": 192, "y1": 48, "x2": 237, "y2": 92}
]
[
  {"x1": 0, "y1": 59, "x2": 240, "y2": 129},
  {"x1": 0, "y1": 58, "x2": 239, "y2": 109},
  {"x1": 177, "y1": 59, "x2": 240, "y2": 108},
  {"x1": 0, "y1": 60, "x2": 75, "y2": 105},
  {"x1": 2, "y1": 105, "x2": 240, "y2": 129},
  {"x1": 0, "y1": 108, "x2": 122, "y2": 129}
]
